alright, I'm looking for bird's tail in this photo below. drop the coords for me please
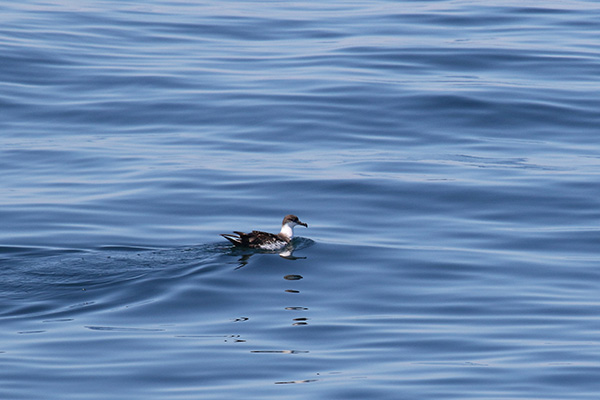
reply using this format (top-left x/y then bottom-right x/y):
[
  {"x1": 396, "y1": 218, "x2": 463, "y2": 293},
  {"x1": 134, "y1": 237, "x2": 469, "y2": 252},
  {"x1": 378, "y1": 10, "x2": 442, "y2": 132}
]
[{"x1": 221, "y1": 233, "x2": 242, "y2": 246}]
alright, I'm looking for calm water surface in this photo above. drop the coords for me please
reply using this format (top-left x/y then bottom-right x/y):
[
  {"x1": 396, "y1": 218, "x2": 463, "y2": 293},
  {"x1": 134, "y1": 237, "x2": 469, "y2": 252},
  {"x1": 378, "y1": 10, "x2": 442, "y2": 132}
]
[{"x1": 2, "y1": 1, "x2": 600, "y2": 399}]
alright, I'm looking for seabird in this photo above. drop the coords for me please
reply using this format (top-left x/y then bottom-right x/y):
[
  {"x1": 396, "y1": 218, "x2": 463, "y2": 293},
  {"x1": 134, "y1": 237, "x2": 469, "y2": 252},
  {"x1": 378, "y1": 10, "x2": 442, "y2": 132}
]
[{"x1": 221, "y1": 215, "x2": 308, "y2": 250}]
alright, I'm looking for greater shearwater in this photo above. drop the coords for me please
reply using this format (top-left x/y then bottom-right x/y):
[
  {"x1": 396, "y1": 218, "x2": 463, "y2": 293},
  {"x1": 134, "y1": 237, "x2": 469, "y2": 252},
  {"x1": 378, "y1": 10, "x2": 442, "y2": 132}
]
[{"x1": 221, "y1": 215, "x2": 308, "y2": 250}]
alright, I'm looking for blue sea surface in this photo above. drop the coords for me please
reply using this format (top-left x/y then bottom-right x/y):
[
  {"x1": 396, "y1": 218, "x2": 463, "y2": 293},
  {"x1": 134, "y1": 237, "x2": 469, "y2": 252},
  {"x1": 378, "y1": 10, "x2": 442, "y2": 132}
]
[{"x1": 2, "y1": 1, "x2": 600, "y2": 399}]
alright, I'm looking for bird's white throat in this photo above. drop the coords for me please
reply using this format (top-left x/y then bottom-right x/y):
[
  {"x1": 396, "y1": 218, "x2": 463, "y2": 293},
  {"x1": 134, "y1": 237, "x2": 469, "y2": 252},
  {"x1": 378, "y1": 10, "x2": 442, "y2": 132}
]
[{"x1": 279, "y1": 222, "x2": 296, "y2": 239}]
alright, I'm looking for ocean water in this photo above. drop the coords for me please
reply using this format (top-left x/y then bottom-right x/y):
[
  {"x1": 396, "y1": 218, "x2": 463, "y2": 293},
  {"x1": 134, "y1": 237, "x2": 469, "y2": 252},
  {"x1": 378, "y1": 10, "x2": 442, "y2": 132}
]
[{"x1": 2, "y1": 1, "x2": 600, "y2": 398}]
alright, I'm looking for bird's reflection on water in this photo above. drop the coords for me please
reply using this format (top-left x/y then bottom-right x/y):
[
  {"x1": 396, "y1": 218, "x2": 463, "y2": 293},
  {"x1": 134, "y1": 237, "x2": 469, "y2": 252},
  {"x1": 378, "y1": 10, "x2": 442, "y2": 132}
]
[
  {"x1": 225, "y1": 237, "x2": 314, "y2": 270},
  {"x1": 223, "y1": 237, "x2": 315, "y2": 330}
]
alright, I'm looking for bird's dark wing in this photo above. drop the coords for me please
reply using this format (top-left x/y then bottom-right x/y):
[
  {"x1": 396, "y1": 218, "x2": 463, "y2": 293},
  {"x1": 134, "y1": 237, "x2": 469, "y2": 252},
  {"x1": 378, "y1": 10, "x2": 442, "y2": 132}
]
[
  {"x1": 221, "y1": 230, "x2": 285, "y2": 248},
  {"x1": 248, "y1": 230, "x2": 281, "y2": 247}
]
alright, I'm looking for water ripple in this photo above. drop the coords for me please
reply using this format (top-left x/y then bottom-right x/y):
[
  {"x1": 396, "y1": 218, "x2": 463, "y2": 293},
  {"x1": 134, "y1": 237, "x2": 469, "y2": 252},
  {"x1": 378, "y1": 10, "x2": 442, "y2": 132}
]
[{"x1": 2, "y1": 1, "x2": 600, "y2": 399}]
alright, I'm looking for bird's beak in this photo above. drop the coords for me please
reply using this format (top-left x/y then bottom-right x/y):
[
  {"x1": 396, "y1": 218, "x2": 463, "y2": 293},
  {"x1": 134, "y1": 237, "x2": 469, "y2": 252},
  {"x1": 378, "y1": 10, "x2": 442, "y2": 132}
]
[{"x1": 298, "y1": 221, "x2": 308, "y2": 228}]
